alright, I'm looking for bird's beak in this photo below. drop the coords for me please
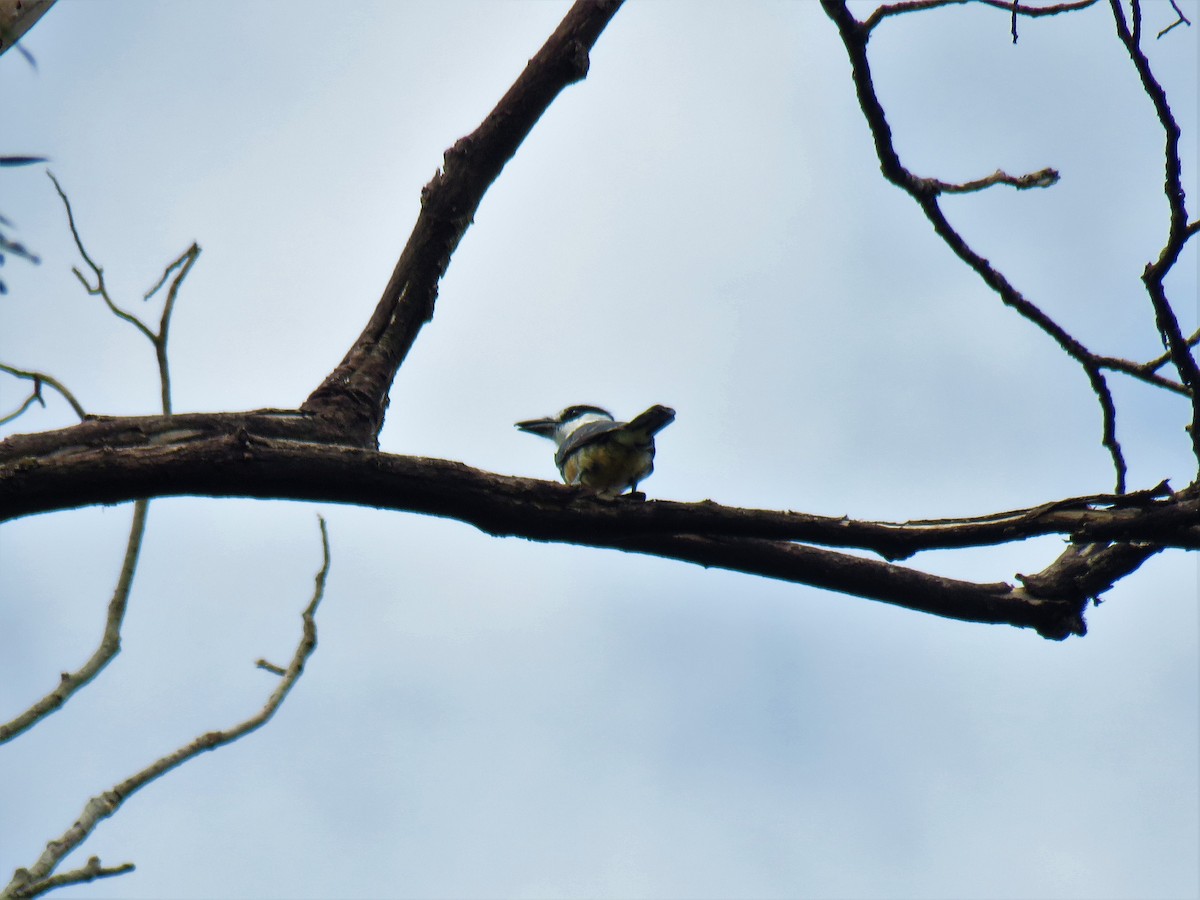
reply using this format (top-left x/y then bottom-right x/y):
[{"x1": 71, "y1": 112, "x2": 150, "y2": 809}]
[{"x1": 515, "y1": 417, "x2": 558, "y2": 438}]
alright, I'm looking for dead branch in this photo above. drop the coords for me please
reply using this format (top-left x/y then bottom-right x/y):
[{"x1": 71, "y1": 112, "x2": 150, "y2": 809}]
[
  {"x1": 301, "y1": 0, "x2": 624, "y2": 442},
  {"x1": 0, "y1": 500, "x2": 147, "y2": 745},
  {"x1": 0, "y1": 364, "x2": 86, "y2": 423},
  {"x1": 1, "y1": 517, "x2": 331, "y2": 900},
  {"x1": 1108, "y1": 0, "x2": 1200, "y2": 463}
]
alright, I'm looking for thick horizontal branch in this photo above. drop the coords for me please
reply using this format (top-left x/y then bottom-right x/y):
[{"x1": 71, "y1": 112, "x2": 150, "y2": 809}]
[
  {"x1": 2, "y1": 419, "x2": 1195, "y2": 554},
  {"x1": 0, "y1": 419, "x2": 1185, "y2": 637}
]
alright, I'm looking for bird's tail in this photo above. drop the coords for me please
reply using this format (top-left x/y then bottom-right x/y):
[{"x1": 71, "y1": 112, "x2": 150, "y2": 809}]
[{"x1": 626, "y1": 405, "x2": 676, "y2": 437}]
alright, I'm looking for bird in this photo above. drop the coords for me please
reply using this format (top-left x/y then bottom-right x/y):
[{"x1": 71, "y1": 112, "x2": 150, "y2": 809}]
[{"x1": 515, "y1": 404, "x2": 676, "y2": 497}]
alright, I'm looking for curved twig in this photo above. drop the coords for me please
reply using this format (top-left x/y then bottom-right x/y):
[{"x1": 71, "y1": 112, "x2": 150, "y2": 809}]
[
  {"x1": 864, "y1": 0, "x2": 1098, "y2": 31},
  {"x1": 821, "y1": 0, "x2": 1133, "y2": 490},
  {"x1": 0, "y1": 500, "x2": 148, "y2": 746},
  {"x1": 48, "y1": 173, "x2": 201, "y2": 416},
  {"x1": 48, "y1": 171, "x2": 157, "y2": 344},
  {"x1": 1, "y1": 517, "x2": 331, "y2": 900},
  {"x1": 1109, "y1": 0, "x2": 1200, "y2": 465},
  {"x1": 0, "y1": 363, "x2": 86, "y2": 422}
]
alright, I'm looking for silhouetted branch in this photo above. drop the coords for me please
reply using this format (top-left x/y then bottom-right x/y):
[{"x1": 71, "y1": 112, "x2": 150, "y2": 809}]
[
  {"x1": 1, "y1": 423, "x2": 1193, "y2": 638},
  {"x1": 1109, "y1": 0, "x2": 1200, "y2": 466},
  {"x1": 0, "y1": 500, "x2": 147, "y2": 746},
  {"x1": 301, "y1": 0, "x2": 625, "y2": 442},
  {"x1": 1, "y1": 192, "x2": 188, "y2": 748},
  {"x1": 1, "y1": 517, "x2": 331, "y2": 899},
  {"x1": 1138, "y1": 327, "x2": 1200, "y2": 375},
  {"x1": 822, "y1": 0, "x2": 1135, "y2": 490},
  {"x1": 1155, "y1": 0, "x2": 1191, "y2": 39},
  {"x1": 927, "y1": 167, "x2": 1060, "y2": 193},
  {"x1": 5, "y1": 422, "x2": 1197, "y2": 552},
  {"x1": 863, "y1": 0, "x2": 1097, "y2": 31},
  {"x1": 0, "y1": 364, "x2": 86, "y2": 423},
  {"x1": 47, "y1": 172, "x2": 199, "y2": 415}
]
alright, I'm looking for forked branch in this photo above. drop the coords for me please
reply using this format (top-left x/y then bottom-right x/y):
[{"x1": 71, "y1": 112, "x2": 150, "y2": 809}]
[
  {"x1": 301, "y1": 0, "x2": 624, "y2": 442},
  {"x1": 1, "y1": 517, "x2": 331, "y2": 900}
]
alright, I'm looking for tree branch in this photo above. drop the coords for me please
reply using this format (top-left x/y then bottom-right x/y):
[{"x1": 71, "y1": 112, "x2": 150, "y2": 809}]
[
  {"x1": 1, "y1": 196, "x2": 197, "y2": 744},
  {"x1": 1, "y1": 517, "x2": 331, "y2": 900},
  {"x1": 48, "y1": 172, "x2": 200, "y2": 416},
  {"x1": 863, "y1": 0, "x2": 1098, "y2": 31},
  {"x1": 3, "y1": 421, "x2": 1195, "y2": 552},
  {"x1": 0, "y1": 500, "x2": 147, "y2": 745},
  {"x1": 0, "y1": 0, "x2": 56, "y2": 62},
  {"x1": 821, "y1": 0, "x2": 1137, "y2": 491},
  {"x1": 301, "y1": 0, "x2": 624, "y2": 443},
  {"x1": 1108, "y1": 0, "x2": 1200, "y2": 465},
  {"x1": 0, "y1": 425, "x2": 1189, "y2": 638},
  {"x1": 0, "y1": 364, "x2": 86, "y2": 423}
]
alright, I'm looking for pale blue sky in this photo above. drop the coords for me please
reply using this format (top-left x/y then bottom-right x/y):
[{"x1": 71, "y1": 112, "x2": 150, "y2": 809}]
[{"x1": 1, "y1": 2, "x2": 1197, "y2": 898}]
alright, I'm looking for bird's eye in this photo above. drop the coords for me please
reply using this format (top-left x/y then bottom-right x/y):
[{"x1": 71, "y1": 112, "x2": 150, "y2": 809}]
[{"x1": 562, "y1": 405, "x2": 608, "y2": 421}]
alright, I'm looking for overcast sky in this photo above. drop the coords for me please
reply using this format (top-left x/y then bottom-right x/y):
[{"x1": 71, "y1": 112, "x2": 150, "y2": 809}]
[{"x1": 1, "y1": 2, "x2": 1197, "y2": 898}]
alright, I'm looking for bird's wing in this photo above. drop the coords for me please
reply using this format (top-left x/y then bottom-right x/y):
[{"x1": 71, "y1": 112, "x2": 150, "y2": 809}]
[{"x1": 554, "y1": 420, "x2": 626, "y2": 469}]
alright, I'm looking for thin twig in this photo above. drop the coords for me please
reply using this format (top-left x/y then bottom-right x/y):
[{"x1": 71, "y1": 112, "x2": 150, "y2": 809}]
[
  {"x1": 863, "y1": 0, "x2": 1098, "y2": 31},
  {"x1": 0, "y1": 501, "x2": 147, "y2": 746},
  {"x1": 1, "y1": 517, "x2": 331, "y2": 900},
  {"x1": 4, "y1": 859, "x2": 135, "y2": 900},
  {"x1": 0, "y1": 389, "x2": 40, "y2": 426},
  {"x1": 0, "y1": 363, "x2": 87, "y2": 422},
  {"x1": 47, "y1": 174, "x2": 200, "y2": 415},
  {"x1": 1109, "y1": 0, "x2": 1200, "y2": 464},
  {"x1": 1093, "y1": 354, "x2": 1189, "y2": 394},
  {"x1": 48, "y1": 172, "x2": 157, "y2": 344},
  {"x1": 0, "y1": 194, "x2": 190, "y2": 744},
  {"x1": 926, "y1": 167, "x2": 1059, "y2": 193},
  {"x1": 145, "y1": 244, "x2": 200, "y2": 415},
  {"x1": 1156, "y1": 0, "x2": 1191, "y2": 39},
  {"x1": 1139, "y1": 327, "x2": 1200, "y2": 374}
]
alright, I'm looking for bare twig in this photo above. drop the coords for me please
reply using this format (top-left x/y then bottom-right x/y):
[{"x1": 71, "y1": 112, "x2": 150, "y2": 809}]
[
  {"x1": 822, "y1": 0, "x2": 1131, "y2": 491},
  {"x1": 0, "y1": 388, "x2": 40, "y2": 425},
  {"x1": 1, "y1": 517, "x2": 331, "y2": 900},
  {"x1": 1156, "y1": 0, "x2": 1191, "y2": 38},
  {"x1": 1109, "y1": 0, "x2": 1200, "y2": 466},
  {"x1": 1138, "y1": 327, "x2": 1200, "y2": 374},
  {"x1": 0, "y1": 500, "x2": 148, "y2": 746},
  {"x1": 0, "y1": 193, "x2": 190, "y2": 743},
  {"x1": 48, "y1": 171, "x2": 156, "y2": 344},
  {"x1": 48, "y1": 173, "x2": 201, "y2": 412},
  {"x1": 863, "y1": 0, "x2": 1098, "y2": 32},
  {"x1": 143, "y1": 243, "x2": 199, "y2": 415},
  {"x1": 926, "y1": 167, "x2": 1059, "y2": 193},
  {"x1": 3, "y1": 858, "x2": 134, "y2": 900},
  {"x1": 0, "y1": 363, "x2": 86, "y2": 423}
]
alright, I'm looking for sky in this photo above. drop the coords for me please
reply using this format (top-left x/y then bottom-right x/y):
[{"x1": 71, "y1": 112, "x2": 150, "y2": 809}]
[{"x1": 1, "y1": 2, "x2": 1197, "y2": 898}]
